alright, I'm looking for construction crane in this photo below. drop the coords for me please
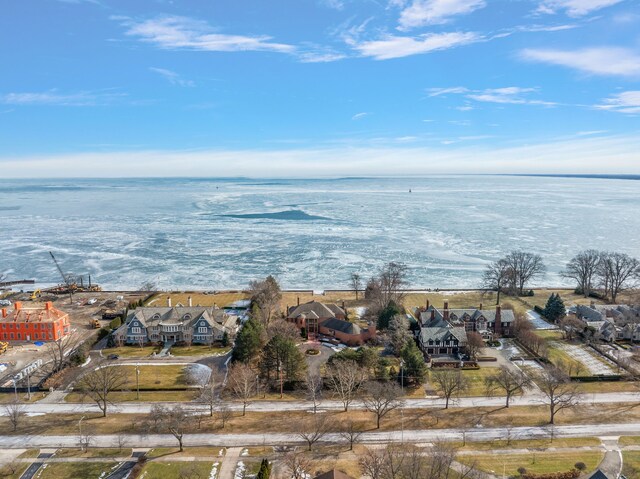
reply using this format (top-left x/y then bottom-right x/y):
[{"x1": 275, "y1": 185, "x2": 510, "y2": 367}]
[{"x1": 50, "y1": 251, "x2": 75, "y2": 303}]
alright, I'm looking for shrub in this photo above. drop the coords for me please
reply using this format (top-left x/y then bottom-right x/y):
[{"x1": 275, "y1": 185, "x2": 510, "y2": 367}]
[
  {"x1": 109, "y1": 317, "x2": 122, "y2": 330},
  {"x1": 574, "y1": 463, "x2": 586, "y2": 471},
  {"x1": 306, "y1": 348, "x2": 320, "y2": 356},
  {"x1": 518, "y1": 467, "x2": 527, "y2": 476},
  {"x1": 96, "y1": 328, "x2": 110, "y2": 342}
]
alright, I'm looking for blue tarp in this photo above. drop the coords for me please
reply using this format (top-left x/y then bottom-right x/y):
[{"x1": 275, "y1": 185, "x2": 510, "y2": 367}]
[{"x1": 33, "y1": 341, "x2": 44, "y2": 346}]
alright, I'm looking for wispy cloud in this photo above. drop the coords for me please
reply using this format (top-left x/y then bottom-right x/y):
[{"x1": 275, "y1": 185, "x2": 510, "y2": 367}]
[
  {"x1": 350, "y1": 31, "x2": 480, "y2": 60},
  {"x1": 520, "y1": 47, "x2": 640, "y2": 77},
  {"x1": 149, "y1": 67, "x2": 195, "y2": 87},
  {"x1": 595, "y1": 91, "x2": 640, "y2": 114},
  {"x1": 1, "y1": 90, "x2": 124, "y2": 106},
  {"x1": 352, "y1": 112, "x2": 370, "y2": 120},
  {"x1": 535, "y1": 0, "x2": 623, "y2": 17},
  {"x1": 428, "y1": 86, "x2": 556, "y2": 106},
  {"x1": 5, "y1": 135, "x2": 639, "y2": 177},
  {"x1": 319, "y1": 0, "x2": 345, "y2": 10},
  {"x1": 397, "y1": 0, "x2": 486, "y2": 30},
  {"x1": 116, "y1": 15, "x2": 295, "y2": 53}
]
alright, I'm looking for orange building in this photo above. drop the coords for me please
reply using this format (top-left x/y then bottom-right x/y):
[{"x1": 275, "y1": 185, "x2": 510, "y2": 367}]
[{"x1": 0, "y1": 301, "x2": 70, "y2": 342}]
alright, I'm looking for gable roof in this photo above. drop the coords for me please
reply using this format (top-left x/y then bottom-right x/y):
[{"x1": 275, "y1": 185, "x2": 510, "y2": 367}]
[
  {"x1": 420, "y1": 305, "x2": 515, "y2": 326},
  {"x1": 288, "y1": 301, "x2": 344, "y2": 320},
  {"x1": 313, "y1": 470, "x2": 355, "y2": 479},
  {"x1": 321, "y1": 317, "x2": 361, "y2": 335},
  {"x1": 587, "y1": 469, "x2": 611, "y2": 479},
  {"x1": 420, "y1": 326, "x2": 467, "y2": 344}
]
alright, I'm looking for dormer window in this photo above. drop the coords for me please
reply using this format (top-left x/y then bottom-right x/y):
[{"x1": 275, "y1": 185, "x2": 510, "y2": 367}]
[
  {"x1": 152, "y1": 314, "x2": 160, "y2": 320},
  {"x1": 183, "y1": 314, "x2": 192, "y2": 320}
]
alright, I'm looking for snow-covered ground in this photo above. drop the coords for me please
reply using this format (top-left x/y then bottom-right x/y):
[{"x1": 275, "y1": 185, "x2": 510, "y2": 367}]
[
  {"x1": 526, "y1": 310, "x2": 558, "y2": 330},
  {"x1": 551, "y1": 342, "x2": 617, "y2": 375}
]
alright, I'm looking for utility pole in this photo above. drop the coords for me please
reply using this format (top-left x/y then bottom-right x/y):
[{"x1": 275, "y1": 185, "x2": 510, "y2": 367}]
[
  {"x1": 79, "y1": 415, "x2": 86, "y2": 450},
  {"x1": 399, "y1": 359, "x2": 405, "y2": 394},
  {"x1": 26, "y1": 371, "x2": 31, "y2": 401}
]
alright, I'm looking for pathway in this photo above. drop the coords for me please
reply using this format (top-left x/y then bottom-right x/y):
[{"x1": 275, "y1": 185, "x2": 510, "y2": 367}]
[
  {"x1": 218, "y1": 446, "x2": 242, "y2": 479},
  {"x1": 598, "y1": 437, "x2": 623, "y2": 479}
]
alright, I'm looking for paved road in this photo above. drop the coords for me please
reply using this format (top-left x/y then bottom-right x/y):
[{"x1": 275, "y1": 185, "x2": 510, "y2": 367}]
[
  {"x1": 6, "y1": 390, "x2": 638, "y2": 416},
  {"x1": 19, "y1": 452, "x2": 53, "y2": 479},
  {"x1": 3, "y1": 423, "x2": 640, "y2": 449}
]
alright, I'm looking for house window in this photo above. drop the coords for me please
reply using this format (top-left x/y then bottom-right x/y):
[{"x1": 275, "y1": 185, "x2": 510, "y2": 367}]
[
  {"x1": 132, "y1": 327, "x2": 141, "y2": 334},
  {"x1": 10, "y1": 333, "x2": 14, "y2": 339},
  {"x1": 198, "y1": 327, "x2": 207, "y2": 333}
]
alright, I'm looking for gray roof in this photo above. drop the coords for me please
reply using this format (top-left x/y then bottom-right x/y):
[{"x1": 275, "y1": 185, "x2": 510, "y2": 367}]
[
  {"x1": 124, "y1": 307, "x2": 230, "y2": 333},
  {"x1": 575, "y1": 304, "x2": 604, "y2": 322},
  {"x1": 420, "y1": 326, "x2": 467, "y2": 344},
  {"x1": 420, "y1": 306, "x2": 515, "y2": 326},
  {"x1": 288, "y1": 301, "x2": 344, "y2": 320},
  {"x1": 322, "y1": 318, "x2": 361, "y2": 335}
]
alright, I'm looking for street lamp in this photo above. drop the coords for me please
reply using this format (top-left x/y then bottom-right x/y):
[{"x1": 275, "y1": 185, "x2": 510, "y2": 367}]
[{"x1": 399, "y1": 359, "x2": 405, "y2": 394}]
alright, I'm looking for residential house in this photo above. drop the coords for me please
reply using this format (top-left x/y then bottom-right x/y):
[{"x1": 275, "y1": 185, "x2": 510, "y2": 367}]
[
  {"x1": 573, "y1": 302, "x2": 640, "y2": 342},
  {"x1": 287, "y1": 300, "x2": 375, "y2": 346},
  {"x1": 115, "y1": 297, "x2": 236, "y2": 345},
  {"x1": 0, "y1": 301, "x2": 70, "y2": 342}
]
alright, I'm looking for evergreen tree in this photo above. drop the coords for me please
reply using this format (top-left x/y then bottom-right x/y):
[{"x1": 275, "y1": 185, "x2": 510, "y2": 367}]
[
  {"x1": 232, "y1": 317, "x2": 264, "y2": 363},
  {"x1": 221, "y1": 331, "x2": 229, "y2": 347},
  {"x1": 399, "y1": 340, "x2": 427, "y2": 386},
  {"x1": 256, "y1": 458, "x2": 271, "y2": 479},
  {"x1": 377, "y1": 301, "x2": 401, "y2": 330},
  {"x1": 260, "y1": 334, "x2": 307, "y2": 384},
  {"x1": 543, "y1": 294, "x2": 566, "y2": 322}
]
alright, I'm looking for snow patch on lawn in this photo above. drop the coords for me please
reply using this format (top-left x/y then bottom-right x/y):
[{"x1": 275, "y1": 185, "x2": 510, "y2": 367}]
[{"x1": 209, "y1": 462, "x2": 219, "y2": 479}]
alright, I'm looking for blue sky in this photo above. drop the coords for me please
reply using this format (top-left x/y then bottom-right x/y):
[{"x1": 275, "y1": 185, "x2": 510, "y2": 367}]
[{"x1": 1, "y1": 0, "x2": 639, "y2": 177}]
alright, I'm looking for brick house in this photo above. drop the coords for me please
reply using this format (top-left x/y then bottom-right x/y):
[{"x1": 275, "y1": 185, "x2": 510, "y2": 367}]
[{"x1": 0, "y1": 301, "x2": 71, "y2": 342}]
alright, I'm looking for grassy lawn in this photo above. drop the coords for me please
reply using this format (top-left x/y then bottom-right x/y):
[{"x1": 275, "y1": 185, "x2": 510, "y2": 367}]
[
  {"x1": 139, "y1": 462, "x2": 216, "y2": 478},
  {"x1": 38, "y1": 462, "x2": 115, "y2": 479},
  {"x1": 460, "y1": 451, "x2": 603, "y2": 476},
  {"x1": 426, "y1": 367, "x2": 505, "y2": 397},
  {"x1": 170, "y1": 345, "x2": 231, "y2": 357},
  {"x1": 622, "y1": 451, "x2": 640, "y2": 479},
  {"x1": 545, "y1": 342, "x2": 588, "y2": 376},
  {"x1": 17, "y1": 449, "x2": 40, "y2": 458},
  {"x1": 54, "y1": 448, "x2": 131, "y2": 458},
  {"x1": 146, "y1": 292, "x2": 247, "y2": 308},
  {"x1": 402, "y1": 291, "x2": 502, "y2": 313},
  {"x1": 101, "y1": 346, "x2": 161, "y2": 358},
  {"x1": 0, "y1": 462, "x2": 30, "y2": 479},
  {"x1": 575, "y1": 381, "x2": 639, "y2": 394},
  {"x1": 456, "y1": 437, "x2": 601, "y2": 451},
  {"x1": 0, "y1": 392, "x2": 46, "y2": 404},
  {"x1": 535, "y1": 330, "x2": 564, "y2": 340},
  {"x1": 117, "y1": 364, "x2": 191, "y2": 390},
  {"x1": 620, "y1": 436, "x2": 640, "y2": 446},
  {"x1": 65, "y1": 389, "x2": 198, "y2": 403},
  {"x1": 147, "y1": 447, "x2": 223, "y2": 459}
]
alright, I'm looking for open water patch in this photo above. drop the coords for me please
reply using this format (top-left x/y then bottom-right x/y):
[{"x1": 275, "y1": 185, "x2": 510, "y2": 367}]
[{"x1": 218, "y1": 209, "x2": 331, "y2": 221}]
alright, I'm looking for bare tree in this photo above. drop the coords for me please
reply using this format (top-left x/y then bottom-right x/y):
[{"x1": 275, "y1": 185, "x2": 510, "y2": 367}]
[
  {"x1": 197, "y1": 369, "x2": 224, "y2": 417},
  {"x1": 366, "y1": 262, "x2": 409, "y2": 312},
  {"x1": 249, "y1": 275, "x2": 282, "y2": 326},
  {"x1": 558, "y1": 316, "x2": 583, "y2": 341},
  {"x1": 482, "y1": 258, "x2": 511, "y2": 304},
  {"x1": 359, "y1": 448, "x2": 387, "y2": 479},
  {"x1": 145, "y1": 404, "x2": 194, "y2": 452},
  {"x1": 597, "y1": 252, "x2": 640, "y2": 302},
  {"x1": 216, "y1": 402, "x2": 234, "y2": 429},
  {"x1": 425, "y1": 441, "x2": 460, "y2": 479},
  {"x1": 45, "y1": 331, "x2": 82, "y2": 373},
  {"x1": 563, "y1": 250, "x2": 601, "y2": 298},
  {"x1": 115, "y1": 432, "x2": 128, "y2": 452},
  {"x1": 484, "y1": 366, "x2": 531, "y2": 408},
  {"x1": 388, "y1": 315, "x2": 412, "y2": 356},
  {"x1": 504, "y1": 251, "x2": 546, "y2": 295},
  {"x1": 431, "y1": 369, "x2": 469, "y2": 409},
  {"x1": 400, "y1": 448, "x2": 427, "y2": 479},
  {"x1": 350, "y1": 272, "x2": 362, "y2": 300},
  {"x1": 326, "y1": 360, "x2": 365, "y2": 411},
  {"x1": 465, "y1": 332, "x2": 485, "y2": 360},
  {"x1": 537, "y1": 367, "x2": 581, "y2": 424},
  {"x1": 283, "y1": 452, "x2": 312, "y2": 479},
  {"x1": 339, "y1": 419, "x2": 363, "y2": 451},
  {"x1": 305, "y1": 372, "x2": 323, "y2": 414},
  {"x1": 78, "y1": 431, "x2": 94, "y2": 452},
  {"x1": 76, "y1": 363, "x2": 128, "y2": 417},
  {"x1": 227, "y1": 362, "x2": 256, "y2": 416},
  {"x1": 362, "y1": 381, "x2": 404, "y2": 429},
  {"x1": 297, "y1": 414, "x2": 330, "y2": 451},
  {"x1": 4, "y1": 400, "x2": 25, "y2": 432}
]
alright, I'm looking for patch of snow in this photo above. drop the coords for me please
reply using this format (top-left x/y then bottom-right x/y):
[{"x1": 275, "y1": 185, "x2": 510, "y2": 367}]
[
  {"x1": 209, "y1": 462, "x2": 219, "y2": 479},
  {"x1": 25, "y1": 412, "x2": 45, "y2": 417},
  {"x1": 81, "y1": 356, "x2": 92, "y2": 367},
  {"x1": 352, "y1": 307, "x2": 366, "y2": 318},
  {"x1": 234, "y1": 461, "x2": 246, "y2": 479},
  {"x1": 241, "y1": 448, "x2": 249, "y2": 456},
  {"x1": 219, "y1": 448, "x2": 224, "y2": 456}
]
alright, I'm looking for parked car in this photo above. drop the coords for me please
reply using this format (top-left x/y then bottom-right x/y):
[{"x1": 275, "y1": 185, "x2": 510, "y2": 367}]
[
  {"x1": 0, "y1": 300, "x2": 12, "y2": 306},
  {"x1": 107, "y1": 354, "x2": 119, "y2": 360},
  {"x1": 87, "y1": 298, "x2": 97, "y2": 305}
]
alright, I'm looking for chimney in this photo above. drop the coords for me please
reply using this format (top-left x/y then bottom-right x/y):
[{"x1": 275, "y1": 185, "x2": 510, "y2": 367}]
[
  {"x1": 443, "y1": 301, "x2": 449, "y2": 321},
  {"x1": 479, "y1": 303, "x2": 483, "y2": 311},
  {"x1": 494, "y1": 305, "x2": 502, "y2": 335},
  {"x1": 430, "y1": 309, "x2": 435, "y2": 321},
  {"x1": 342, "y1": 301, "x2": 345, "y2": 311},
  {"x1": 167, "y1": 297, "x2": 172, "y2": 307},
  {"x1": 1, "y1": 308, "x2": 6, "y2": 318},
  {"x1": 14, "y1": 302, "x2": 22, "y2": 311},
  {"x1": 426, "y1": 299, "x2": 430, "y2": 309},
  {"x1": 45, "y1": 301, "x2": 53, "y2": 311},
  {"x1": 590, "y1": 300, "x2": 595, "y2": 309},
  {"x1": 297, "y1": 296, "x2": 300, "y2": 306},
  {"x1": 188, "y1": 296, "x2": 193, "y2": 307}
]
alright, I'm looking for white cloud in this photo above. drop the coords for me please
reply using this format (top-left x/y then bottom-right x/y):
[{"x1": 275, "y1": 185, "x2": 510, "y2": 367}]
[
  {"x1": 398, "y1": 0, "x2": 486, "y2": 29},
  {"x1": 4, "y1": 135, "x2": 639, "y2": 177},
  {"x1": 427, "y1": 86, "x2": 469, "y2": 97},
  {"x1": 320, "y1": 0, "x2": 345, "y2": 9},
  {"x1": 149, "y1": 67, "x2": 195, "y2": 87},
  {"x1": 536, "y1": 0, "x2": 623, "y2": 17},
  {"x1": 521, "y1": 47, "x2": 640, "y2": 77},
  {"x1": 595, "y1": 91, "x2": 640, "y2": 114},
  {"x1": 1, "y1": 90, "x2": 123, "y2": 106},
  {"x1": 352, "y1": 31, "x2": 480, "y2": 60},
  {"x1": 352, "y1": 112, "x2": 370, "y2": 120},
  {"x1": 117, "y1": 15, "x2": 295, "y2": 53}
]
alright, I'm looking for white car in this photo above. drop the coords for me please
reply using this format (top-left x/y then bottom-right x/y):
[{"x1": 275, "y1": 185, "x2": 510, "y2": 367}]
[
  {"x1": 0, "y1": 300, "x2": 12, "y2": 306},
  {"x1": 87, "y1": 298, "x2": 97, "y2": 305}
]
